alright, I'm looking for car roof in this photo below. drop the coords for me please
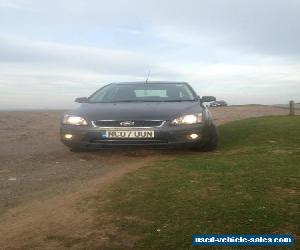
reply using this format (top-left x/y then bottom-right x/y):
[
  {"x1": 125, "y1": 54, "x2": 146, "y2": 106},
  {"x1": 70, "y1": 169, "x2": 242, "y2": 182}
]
[{"x1": 110, "y1": 81, "x2": 189, "y2": 85}]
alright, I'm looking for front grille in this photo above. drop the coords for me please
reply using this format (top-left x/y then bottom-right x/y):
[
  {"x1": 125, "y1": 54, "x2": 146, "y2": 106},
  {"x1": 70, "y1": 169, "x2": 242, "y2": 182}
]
[{"x1": 93, "y1": 120, "x2": 164, "y2": 127}]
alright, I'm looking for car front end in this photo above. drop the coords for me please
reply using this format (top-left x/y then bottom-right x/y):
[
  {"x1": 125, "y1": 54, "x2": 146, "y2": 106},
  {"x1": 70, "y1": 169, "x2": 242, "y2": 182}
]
[{"x1": 61, "y1": 113, "x2": 211, "y2": 149}]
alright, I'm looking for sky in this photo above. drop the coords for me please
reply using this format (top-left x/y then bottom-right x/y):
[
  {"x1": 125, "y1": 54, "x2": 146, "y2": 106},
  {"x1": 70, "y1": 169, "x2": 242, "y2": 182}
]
[{"x1": 0, "y1": 0, "x2": 299, "y2": 109}]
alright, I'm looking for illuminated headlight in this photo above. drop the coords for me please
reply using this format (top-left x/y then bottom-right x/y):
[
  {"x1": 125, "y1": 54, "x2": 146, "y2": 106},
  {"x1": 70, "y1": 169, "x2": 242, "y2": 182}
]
[
  {"x1": 62, "y1": 115, "x2": 88, "y2": 125},
  {"x1": 171, "y1": 113, "x2": 203, "y2": 125}
]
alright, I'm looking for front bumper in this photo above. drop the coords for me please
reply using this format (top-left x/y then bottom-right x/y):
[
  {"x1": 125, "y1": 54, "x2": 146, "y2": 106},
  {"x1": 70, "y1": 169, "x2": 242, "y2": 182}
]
[{"x1": 60, "y1": 123, "x2": 206, "y2": 149}]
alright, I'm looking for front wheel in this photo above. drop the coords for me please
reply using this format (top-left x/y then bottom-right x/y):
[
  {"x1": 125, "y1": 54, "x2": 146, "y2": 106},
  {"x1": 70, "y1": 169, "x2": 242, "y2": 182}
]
[{"x1": 193, "y1": 124, "x2": 219, "y2": 151}]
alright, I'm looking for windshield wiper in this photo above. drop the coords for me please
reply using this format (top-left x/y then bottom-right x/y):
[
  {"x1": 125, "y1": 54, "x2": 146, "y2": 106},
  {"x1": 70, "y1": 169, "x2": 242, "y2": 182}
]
[
  {"x1": 161, "y1": 99, "x2": 196, "y2": 102},
  {"x1": 112, "y1": 100, "x2": 147, "y2": 102}
]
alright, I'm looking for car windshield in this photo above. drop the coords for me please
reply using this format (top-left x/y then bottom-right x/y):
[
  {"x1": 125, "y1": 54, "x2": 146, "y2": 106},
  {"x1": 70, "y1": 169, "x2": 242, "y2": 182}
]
[{"x1": 88, "y1": 83, "x2": 197, "y2": 103}]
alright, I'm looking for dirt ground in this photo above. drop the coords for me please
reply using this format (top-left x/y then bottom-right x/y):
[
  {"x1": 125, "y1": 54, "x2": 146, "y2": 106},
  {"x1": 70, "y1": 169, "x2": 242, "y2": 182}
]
[{"x1": 0, "y1": 105, "x2": 293, "y2": 249}]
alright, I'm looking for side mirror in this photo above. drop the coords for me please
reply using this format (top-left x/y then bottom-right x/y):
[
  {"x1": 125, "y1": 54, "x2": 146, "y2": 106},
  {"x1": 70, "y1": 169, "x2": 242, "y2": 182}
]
[
  {"x1": 75, "y1": 97, "x2": 89, "y2": 103},
  {"x1": 201, "y1": 96, "x2": 216, "y2": 103}
]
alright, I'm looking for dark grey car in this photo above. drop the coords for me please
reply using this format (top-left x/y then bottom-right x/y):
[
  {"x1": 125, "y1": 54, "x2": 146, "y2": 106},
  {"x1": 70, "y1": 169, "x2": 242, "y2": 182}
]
[{"x1": 60, "y1": 81, "x2": 218, "y2": 151}]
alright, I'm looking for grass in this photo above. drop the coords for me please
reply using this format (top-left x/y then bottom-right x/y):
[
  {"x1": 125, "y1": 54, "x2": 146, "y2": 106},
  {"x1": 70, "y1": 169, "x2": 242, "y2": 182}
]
[{"x1": 83, "y1": 116, "x2": 300, "y2": 249}]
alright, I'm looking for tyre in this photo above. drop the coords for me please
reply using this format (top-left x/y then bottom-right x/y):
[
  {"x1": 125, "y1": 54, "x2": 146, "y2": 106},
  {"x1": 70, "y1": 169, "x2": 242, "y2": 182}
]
[{"x1": 192, "y1": 124, "x2": 219, "y2": 151}]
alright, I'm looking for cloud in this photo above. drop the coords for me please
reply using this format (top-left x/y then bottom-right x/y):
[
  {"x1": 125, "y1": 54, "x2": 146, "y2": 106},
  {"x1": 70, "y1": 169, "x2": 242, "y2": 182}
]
[
  {"x1": 0, "y1": 36, "x2": 155, "y2": 75},
  {"x1": 2, "y1": 0, "x2": 300, "y2": 56},
  {"x1": 0, "y1": 0, "x2": 33, "y2": 10},
  {"x1": 0, "y1": 0, "x2": 300, "y2": 108}
]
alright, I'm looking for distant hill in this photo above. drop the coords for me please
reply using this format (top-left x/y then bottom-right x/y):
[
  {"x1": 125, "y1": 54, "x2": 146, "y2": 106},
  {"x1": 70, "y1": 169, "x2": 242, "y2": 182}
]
[{"x1": 273, "y1": 104, "x2": 300, "y2": 109}]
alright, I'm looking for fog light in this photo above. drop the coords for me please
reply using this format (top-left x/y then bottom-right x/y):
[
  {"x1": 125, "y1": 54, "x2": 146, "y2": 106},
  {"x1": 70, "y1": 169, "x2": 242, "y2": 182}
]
[
  {"x1": 188, "y1": 133, "x2": 199, "y2": 140},
  {"x1": 64, "y1": 134, "x2": 73, "y2": 139}
]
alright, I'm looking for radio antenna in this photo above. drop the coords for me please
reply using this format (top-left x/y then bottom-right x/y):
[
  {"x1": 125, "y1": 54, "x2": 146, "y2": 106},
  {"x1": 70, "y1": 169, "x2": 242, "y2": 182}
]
[{"x1": 145, "y1": 70, "x2": 151, "y2": 84}]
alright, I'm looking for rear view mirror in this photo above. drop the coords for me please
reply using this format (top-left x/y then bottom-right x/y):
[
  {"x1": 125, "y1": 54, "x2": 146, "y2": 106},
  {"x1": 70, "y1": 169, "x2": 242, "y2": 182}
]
[
  {"x1": 201, "y1": 96, "x2": 216, "y2": 103},
  {"x1": 75, "y1": 97, "x2": 89, "y2": 103}
]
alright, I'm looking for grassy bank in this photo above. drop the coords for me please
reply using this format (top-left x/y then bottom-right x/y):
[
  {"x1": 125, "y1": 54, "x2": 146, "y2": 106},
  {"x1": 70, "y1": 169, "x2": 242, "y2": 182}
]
[{"x1": 70, "y1": 116, "x2": 300, "y2": 249}]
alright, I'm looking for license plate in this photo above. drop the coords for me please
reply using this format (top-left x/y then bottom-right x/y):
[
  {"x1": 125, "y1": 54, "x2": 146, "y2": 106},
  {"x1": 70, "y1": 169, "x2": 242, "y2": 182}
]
[{"x1": 104, "y1": 130, "x2": 154, "y2": 139}]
